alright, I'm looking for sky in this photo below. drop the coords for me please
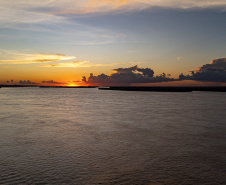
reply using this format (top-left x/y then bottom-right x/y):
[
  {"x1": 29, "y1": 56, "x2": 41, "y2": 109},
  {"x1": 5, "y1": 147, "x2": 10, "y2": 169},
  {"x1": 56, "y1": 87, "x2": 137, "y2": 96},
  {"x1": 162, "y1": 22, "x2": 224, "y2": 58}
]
[{"x1": 0, "y1": 0, "x2": 226, "y2": 86}]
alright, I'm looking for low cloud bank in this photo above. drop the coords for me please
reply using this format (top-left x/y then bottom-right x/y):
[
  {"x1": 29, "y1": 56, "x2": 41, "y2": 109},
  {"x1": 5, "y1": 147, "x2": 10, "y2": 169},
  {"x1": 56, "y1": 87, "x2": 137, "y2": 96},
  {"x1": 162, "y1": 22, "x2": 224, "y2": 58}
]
[
  {"x1": 41, "y1": 80, "x2": 62, "y2": 84},
  {"x1": 82, "y1": 65, "x2": 174, "y2": 86},
  {"x1": 82, "y1": 58, "x2": 226, "y2": 86},
  {"x1": 19, "y1": 80, "x2": 38, "y2": 85},
  {"x1": 179, "y1": 58, "x2": 226, "y2": 82},
  {"x1": 192, "y1": 58, "x2": 226, "y2": 82}
]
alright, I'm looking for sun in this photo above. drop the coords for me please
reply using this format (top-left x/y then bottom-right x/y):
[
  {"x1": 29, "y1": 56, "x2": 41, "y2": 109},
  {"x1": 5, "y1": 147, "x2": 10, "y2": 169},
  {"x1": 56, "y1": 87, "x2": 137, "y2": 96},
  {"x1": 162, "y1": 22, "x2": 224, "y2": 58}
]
[{"x1": 67, "y1": 83, "x2": 79, "y2": 87}]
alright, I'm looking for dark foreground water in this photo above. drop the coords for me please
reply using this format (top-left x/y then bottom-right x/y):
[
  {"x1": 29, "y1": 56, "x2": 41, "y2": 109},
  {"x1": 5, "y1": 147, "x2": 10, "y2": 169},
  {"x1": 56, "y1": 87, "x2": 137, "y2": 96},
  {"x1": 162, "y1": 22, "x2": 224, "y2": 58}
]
[{"x1": 0, "y1": 87, "x2": 225, "y2": 185}]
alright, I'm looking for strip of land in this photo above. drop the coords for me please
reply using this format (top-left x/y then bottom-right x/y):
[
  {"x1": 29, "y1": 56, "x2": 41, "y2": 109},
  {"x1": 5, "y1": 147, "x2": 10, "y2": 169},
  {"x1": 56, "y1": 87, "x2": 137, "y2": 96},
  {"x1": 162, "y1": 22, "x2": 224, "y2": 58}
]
[
  {"x1": 0, "y1": 85, "x2": 225, "y2": 91},
  {"x1": 0, "y1": 85, "x2": 97, "y2": 88},
  {"x1": 0, "y1": 85, "x2": 37, "y2": 87},
  {"x1": 39, "y1": 86, "x2": 97, "y2": 88},
  {"x1": 98, "y1": 86, "x2": 226, "y2": 92}
]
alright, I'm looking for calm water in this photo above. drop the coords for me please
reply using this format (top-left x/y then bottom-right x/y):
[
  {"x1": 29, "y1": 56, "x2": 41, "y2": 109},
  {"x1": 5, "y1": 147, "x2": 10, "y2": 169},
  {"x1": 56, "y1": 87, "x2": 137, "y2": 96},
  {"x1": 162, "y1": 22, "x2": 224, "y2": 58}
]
[{"x1": 0, "y1": 87, "x2": 225, "y2": 185}]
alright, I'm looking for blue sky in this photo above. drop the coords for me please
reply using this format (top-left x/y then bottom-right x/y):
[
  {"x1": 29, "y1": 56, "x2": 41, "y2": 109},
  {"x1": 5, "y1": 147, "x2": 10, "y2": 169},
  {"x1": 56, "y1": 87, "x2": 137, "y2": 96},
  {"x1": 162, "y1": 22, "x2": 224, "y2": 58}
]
[{"x1": 0, "y1": 0, "x2": 226, "y2": 84}]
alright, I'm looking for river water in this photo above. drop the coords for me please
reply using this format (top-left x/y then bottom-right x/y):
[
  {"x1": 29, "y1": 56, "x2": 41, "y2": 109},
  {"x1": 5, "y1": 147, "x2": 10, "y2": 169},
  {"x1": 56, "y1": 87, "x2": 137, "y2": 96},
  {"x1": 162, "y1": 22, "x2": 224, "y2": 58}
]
[{"x1": 0, "y1": 87, "x2": 225, "y2": 184}]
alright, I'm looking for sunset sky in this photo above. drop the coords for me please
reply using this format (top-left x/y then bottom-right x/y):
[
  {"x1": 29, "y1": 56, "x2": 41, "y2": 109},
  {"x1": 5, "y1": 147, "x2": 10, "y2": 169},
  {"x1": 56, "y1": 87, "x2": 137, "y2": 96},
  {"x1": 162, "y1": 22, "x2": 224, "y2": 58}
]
[{"x1": 0, "y1": 0, "x2": 226, "y2": 85}]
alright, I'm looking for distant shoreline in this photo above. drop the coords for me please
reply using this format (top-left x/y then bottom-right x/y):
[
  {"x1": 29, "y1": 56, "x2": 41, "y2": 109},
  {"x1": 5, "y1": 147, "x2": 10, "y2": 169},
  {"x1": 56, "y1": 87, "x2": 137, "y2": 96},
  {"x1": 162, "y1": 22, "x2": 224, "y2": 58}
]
[
  {"x1": 0, "y1": 85, "x2": 226, "y2": 92},
  {"x1": 0, "y1": 85, "x2": 97, "y2": 88},
  {"x1": 0, "y1": 85, "x2": 37, "y2": 87},
  {"x1": 98, "y1": 86, "x2": 226, "y2": 92}
]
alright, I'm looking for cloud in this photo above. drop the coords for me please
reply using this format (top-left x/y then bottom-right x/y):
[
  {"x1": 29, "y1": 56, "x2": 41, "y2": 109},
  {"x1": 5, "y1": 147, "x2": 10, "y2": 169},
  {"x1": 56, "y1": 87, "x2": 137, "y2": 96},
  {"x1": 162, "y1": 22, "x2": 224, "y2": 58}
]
[
  {"x1": 113, "y1": 65, "x2": 154, "y2": 77},
  {"x1": 1, "y1": 0, "x2": 225, "y2": 27},
  {"x1": 2, "y1": 1, "x2": 225, "y2": 47},
  {"x1": 0, "y1": 49, "x2": 76, "y2": 64},
  {"x1": 83, "y1": 65, "x2": 173, "y2": 85},
  {"x1": 41, "y1": 80, "x2": 65, "y2": 84},
  {"x1": 82, "y1": 58, "x2": 226, "y2": 86},
  {"x1": 0, "y1": 1, "x2": 66, "y2": 27},
  {"x1": 19, "y1": 80, "x2": 38, "y2": 85},
  {"x1": 177, "y1": 57, "x2": 182, "y2": 61},
  {"x1": 43, "y1": 61, "x2": 122, "y2": 68},
  {"x1": 190, "y1": 58, "x2": 226, "y2": 82},
  {"x1": 197, "y1": 58, "x2": 226, "y2": 72},
  {"x1": 43, "y1": 61, "x2": 89, "y2": 68},
  {"x1": 113, "y1": 65, "x2": 138, "y2": 73},
  {"x1": 54, "y1": 0, "x2": 226, "y2": 15}
]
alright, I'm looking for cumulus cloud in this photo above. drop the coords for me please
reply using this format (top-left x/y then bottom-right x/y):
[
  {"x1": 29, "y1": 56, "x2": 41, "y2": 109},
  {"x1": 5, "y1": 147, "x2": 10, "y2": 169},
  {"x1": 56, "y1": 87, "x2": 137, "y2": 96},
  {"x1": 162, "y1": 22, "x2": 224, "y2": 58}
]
[
  {"x1": 0, "y1": 49, "x2": 76, "y2": 64},
  {"x1": 83, "y1": 65, "x2": 173, "y2": 85},
  {"x1": 83, "y1": 58, "x2": 226, "y2": 86},
  {"x1": 113, "y1": 65, "x2": 154, "y2": 77},
  {"x1": 113, "y1": 65, "x2": 138, "y2": 73},
  {"x1": 197, "y1": 58, "x2": 226, "y2": 72},
  {"x1": 191, "y1": 58, "x2": 226, "y2": 82}
]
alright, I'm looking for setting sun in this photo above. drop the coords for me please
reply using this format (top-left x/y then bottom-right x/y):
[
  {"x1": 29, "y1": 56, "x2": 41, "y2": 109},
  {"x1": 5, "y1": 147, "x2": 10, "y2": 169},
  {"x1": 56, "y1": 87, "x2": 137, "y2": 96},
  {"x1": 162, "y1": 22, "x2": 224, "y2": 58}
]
[{"x1": 67, "y1": 83, "x2": 79, "y2": 87}]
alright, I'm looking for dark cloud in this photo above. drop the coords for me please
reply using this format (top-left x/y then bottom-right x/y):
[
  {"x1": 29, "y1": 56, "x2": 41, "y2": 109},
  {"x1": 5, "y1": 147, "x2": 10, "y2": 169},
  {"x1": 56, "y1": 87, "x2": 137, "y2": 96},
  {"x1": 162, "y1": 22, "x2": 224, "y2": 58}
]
[
  {"x1": 198, "y1": 58, "x2": 226, "y2": 72},
  {"x1": 83, "y1": 65, "x2": 173, "y2": 86},
  {"x1": 113, "y1": 65, "x2": 138, "y2": 74},
  {"x1": 19, "y1": 80, "x2": 38, "y2": 85},
  {"x1": 73, "y1": 80, "x2": 81, "y2": 83},
  {"x1": 41, "y1": 80, "x2": 58, "y2": 84},
  {"x1": 82, "y1": 58, "x2": 226, "y2": 86},
  {"x1": 82, "y1": 76, "x2": 87, "y2": 82},
  {"x1": 137, "y1": 67, "x2": 154, "y2": 78},
  {"x1": 190, "y1": 58, "x2": 226, "y2": 82},
  {"x1": 113, "y1": 65, "x2": 154, "y2": 77},
  {"x1": 41, "y1": 80, "x2": 65, "y2": 84}
]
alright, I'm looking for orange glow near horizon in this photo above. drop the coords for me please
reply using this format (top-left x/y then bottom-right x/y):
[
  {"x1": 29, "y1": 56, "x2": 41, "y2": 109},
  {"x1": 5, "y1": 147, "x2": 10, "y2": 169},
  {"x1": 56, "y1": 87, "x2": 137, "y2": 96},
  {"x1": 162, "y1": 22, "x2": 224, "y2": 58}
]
[{"x1": 67, "y1": 82, "x2": 79, "y2": 87}]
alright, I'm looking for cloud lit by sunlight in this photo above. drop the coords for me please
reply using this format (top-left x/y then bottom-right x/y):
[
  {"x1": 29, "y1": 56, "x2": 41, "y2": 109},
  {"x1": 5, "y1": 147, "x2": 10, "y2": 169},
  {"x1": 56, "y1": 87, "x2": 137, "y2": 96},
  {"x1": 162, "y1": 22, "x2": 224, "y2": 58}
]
[
  {"x1": 43, "y1": 61, "x2": 123, "y2": 68},
  {"x1": 43, "y1": 61, "x2": 90, "y2": 68},
  {"x1": 0, "y1": 0, "x2": 226, "y2": 27},
  {"x1": 177, "y1": 57, "x2": 182, "y2": 61},
  {"x1": 0, "y1": 49, "x2": 76, "y2": 64},
  {"x1": 54, "y1": 0, "x2": 226, "y2": 15}
]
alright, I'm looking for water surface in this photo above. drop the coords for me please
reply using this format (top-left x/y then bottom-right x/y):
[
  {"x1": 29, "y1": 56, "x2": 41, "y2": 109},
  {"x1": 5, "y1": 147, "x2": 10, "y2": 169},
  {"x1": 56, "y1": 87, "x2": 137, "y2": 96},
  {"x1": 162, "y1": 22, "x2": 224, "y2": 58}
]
[{"x1": 0, "y1": 87, "x2": 225, "y2": 184}]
